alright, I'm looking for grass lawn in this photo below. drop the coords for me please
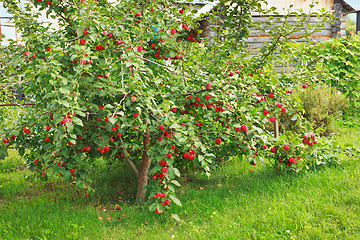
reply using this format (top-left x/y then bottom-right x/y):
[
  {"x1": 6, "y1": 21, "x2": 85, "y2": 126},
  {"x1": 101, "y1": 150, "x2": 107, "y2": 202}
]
[{"x1": 1, "y1": 121, "x2": 360, "y2": 240}]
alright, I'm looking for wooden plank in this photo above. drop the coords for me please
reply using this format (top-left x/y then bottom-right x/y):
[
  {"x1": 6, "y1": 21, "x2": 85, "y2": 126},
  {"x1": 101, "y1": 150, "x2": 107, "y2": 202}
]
[
  {"x1": 253, "y1": 22, "x2": 332, "y2": 29},
  {"x1": 0, "y1": 103, "x2": 36, "y2": 107},
  {"x1": 248, "y1": 29, "x2": 333, "y2": 37},
  {"x1": 251, "y1": 16, "x2": 332, "y2": 24},
  {"x1": 256, "y1": 0, "x2": 333, "y2": 16},
  {"x1": 244, "y1": 33, "x2": 332, "y2": 44}
]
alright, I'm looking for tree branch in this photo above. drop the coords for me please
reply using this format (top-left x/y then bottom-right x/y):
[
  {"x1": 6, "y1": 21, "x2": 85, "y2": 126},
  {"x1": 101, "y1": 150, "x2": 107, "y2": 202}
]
[{"x1": 119, "y1": 137, "x2": 139, "y2": 177}]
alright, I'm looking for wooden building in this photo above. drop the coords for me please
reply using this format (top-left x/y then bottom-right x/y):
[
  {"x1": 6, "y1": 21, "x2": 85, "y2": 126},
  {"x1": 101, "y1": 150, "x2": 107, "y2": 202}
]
[
  {"x1": 1, "y1": 0, "x2": 356, "y2": 47},
  {"x1": 195, "y1": 0, "x2": 356, "y2": 50},
  {"x1": 0, "y1": 1, "x2": 60, "y2": 46}
]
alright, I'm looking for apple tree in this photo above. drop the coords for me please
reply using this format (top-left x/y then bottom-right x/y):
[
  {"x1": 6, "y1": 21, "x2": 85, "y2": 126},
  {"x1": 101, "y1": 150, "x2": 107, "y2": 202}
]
[{"x1": 0, "y1": 0, "x2": 329, "y2": 214}]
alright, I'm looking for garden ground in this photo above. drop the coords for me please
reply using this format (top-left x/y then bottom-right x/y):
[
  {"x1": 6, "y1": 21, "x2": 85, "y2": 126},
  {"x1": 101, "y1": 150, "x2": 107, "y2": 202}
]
[{"x1": 1, "y1": 118, "x2": 360, "y2": 240}]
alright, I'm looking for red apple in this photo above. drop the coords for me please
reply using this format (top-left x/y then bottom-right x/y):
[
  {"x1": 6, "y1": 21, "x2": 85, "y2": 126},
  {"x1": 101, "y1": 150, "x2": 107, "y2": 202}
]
[
  {"x1": 241, "y1": 125, "x2": 248, "y2": 132},
  {"x1": 96, "y1": 45, "x2": 105, "y2": 51}
]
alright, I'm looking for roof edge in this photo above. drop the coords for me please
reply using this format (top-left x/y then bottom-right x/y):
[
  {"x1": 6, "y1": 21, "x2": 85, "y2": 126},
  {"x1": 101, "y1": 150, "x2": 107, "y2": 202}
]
[{"x1": 336, "y1": 0, "x2": 356, "y2": 13}]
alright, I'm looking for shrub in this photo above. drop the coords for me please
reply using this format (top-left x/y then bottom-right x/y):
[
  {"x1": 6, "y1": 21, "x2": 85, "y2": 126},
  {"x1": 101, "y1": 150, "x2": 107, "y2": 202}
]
[{"x1": 295, "y1": 84, "x2": 348, "y2": 135}]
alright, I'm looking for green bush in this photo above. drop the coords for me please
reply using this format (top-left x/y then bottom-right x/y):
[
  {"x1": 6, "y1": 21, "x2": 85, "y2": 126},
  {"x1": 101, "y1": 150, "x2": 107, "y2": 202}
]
[
  {"x1": 292, "y1": 34, "x2": 360, "y2": 114},
  {"x1": 296, "y1": 84, "x2": 349, "y2": 135},
  {"x1": 0, "y1": 149, "x2": 25, "y2": 173}
]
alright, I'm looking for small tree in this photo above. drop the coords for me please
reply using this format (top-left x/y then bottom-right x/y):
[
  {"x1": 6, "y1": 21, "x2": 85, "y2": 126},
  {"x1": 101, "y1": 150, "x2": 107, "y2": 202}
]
[{"x1": 0, "y1": 0, "x2": 328, "y2": 214}]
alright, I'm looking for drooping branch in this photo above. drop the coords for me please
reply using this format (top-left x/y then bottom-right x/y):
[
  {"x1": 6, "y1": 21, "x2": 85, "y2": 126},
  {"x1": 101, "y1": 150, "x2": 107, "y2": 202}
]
[{"x1": 119, "y1": 137, "x2": 139, "y2": 177}]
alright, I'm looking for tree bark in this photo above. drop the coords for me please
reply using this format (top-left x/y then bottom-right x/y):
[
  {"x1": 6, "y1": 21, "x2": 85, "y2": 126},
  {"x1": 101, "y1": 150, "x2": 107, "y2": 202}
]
[{"x1": 135, "y1": 125, "x2": 151, "y2": 204}]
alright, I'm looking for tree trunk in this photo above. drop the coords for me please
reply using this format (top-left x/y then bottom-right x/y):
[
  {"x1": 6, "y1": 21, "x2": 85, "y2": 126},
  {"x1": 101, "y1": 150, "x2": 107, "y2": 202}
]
[{"x1": 135, "y1": 125, "x2": 151, "y2": 204}]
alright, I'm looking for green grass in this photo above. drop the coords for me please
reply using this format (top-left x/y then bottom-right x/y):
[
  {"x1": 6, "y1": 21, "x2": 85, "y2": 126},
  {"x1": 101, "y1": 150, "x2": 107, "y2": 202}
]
[
  {"x1": 333, "y1": 116, "x2": 360, "y2": 149},
  {"x1": 1, "y1": 122, "x2": 360, "y2": 239}
]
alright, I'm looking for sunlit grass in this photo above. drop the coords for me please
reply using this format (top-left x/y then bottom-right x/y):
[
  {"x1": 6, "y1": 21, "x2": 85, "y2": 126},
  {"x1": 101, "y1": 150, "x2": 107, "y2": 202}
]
[{"x1": 1, "y1": 119, "x2": 360, "y2": 239}]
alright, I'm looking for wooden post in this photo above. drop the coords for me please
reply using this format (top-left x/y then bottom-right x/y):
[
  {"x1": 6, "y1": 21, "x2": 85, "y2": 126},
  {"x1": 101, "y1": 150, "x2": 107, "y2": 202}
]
[
  {"x1": 357, "y1": 11, "x2": 360, "y2": 34},
  {"x1": 273, "y1": 120, "x2": 279, "y2": 139},
  {"x1": 332, "y1": 3, "x2": 342, "y2": 37}
]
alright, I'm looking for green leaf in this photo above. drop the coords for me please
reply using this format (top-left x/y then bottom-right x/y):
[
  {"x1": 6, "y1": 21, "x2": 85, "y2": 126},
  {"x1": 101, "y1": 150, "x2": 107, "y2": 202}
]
[
  {"x1": 171, "y1": 180, "x2": 181, "y2": 186},
  {"x1": 109, "y1": 117, "x2": 117, "y2": 124},
  {"x1": 171, "y1": 214, "x2": 180, "y2": 222},
  {"x1": 58, "y1": 100, "x2": 69, "y2": 107},
  {"x1": 170, "y1": 123, "x2": 181, "y2": 130},
  {"x1": 72, "y1": 117, "x2": 83, "y2": 127},
  {"x1": 18, "y1": 147, "x2": 25, "y2": 157},
  {"x1": 162, "y1": 100, "x2": 171, "y2": 112},
  {"x1": 168, "y1": 167, "x2": 175, "y2": 178},
  {"x1": 149, "y1": 203, "x2": 157, "y2": 212},
  {"x1": 247, "y1": 131, "x2": 255, "y2": 140},
  {"x1": 43, "y1": 143, "x2": 53, "y2": 151},
  {"x1": 149, "y1": 165, "x2": 162, "y2": 176},
  {"x1": 64, "y1": 170, "x2": 72, "y2": 183},
  {"x1": 173, "y1": 167, "x2": 180, "y2": 177},
  {"x1": 59, "y1": 87, "x2": 70, "y2": 94},
  {"x1": 78, "y1": 171, "x2": 87, "y2": 180},
  {"x1": 169, "y1": 194, "x2": 182, "y2": 206},
  {"x1": 75, "y1": 110, "x2": 86, "y2": 117}
]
